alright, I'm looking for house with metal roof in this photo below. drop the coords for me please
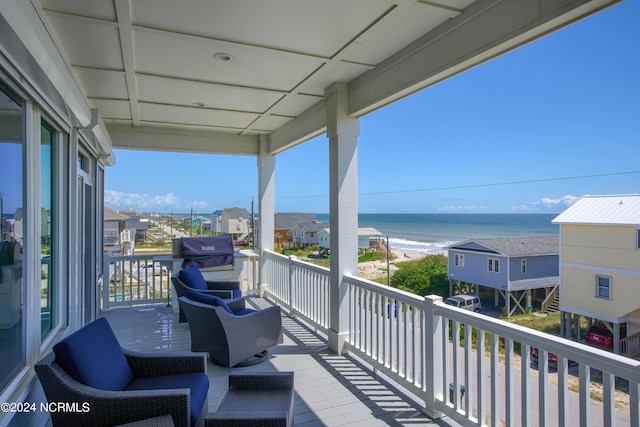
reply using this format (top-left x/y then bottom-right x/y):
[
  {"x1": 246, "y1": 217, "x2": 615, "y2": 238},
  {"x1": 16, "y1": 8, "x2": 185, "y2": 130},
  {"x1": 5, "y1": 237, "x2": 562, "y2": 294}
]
[
  {"x1": 318, "y1": 227, "x2": 383, "y2": 253},
  {"x1": 446, "y1": 236, "x2": 559, "y2": 316},
  {"x1": 552, "y1": 194, "x2": 640, "y2": 355}
]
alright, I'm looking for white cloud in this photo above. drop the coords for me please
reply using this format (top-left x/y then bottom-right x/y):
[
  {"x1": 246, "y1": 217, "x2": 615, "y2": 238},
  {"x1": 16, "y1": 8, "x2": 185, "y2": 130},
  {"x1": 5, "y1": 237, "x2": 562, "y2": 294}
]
[
  {"x1": 438, "y1": 205, "x2": 488, "y2": 212},
  {"x1": 534, "y1": 194, "x2": 580, "y2": 207},
  {"x1": 105, "y1": 189, "x2": 210, "y2": 212}
]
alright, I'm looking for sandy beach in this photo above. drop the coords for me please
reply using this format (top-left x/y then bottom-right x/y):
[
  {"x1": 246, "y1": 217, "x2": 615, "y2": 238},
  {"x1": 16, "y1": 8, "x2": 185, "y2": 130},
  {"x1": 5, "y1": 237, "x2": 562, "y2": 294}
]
[{"x1": 358, "y1": 249, "x2": 430, "y2": 281}]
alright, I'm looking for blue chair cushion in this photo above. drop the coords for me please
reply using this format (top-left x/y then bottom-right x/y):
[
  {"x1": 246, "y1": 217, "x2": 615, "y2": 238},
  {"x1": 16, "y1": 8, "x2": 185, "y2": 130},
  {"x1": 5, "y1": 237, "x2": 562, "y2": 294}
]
[
  {"x1": 179, "y1": 265, "x2": 207, "y2": 290},
  {"x1": 229, "y1": 289, "x2": 243, "y2": 300},
  {"x1": 234, "y1": 308, "x2": 256, "y2": 316},
  {"x1": 53, "y1": 318, "x2": 133, "y2": 391},
  {"x1": 187, "y1": 291, "x2": 233, "y2": 314},
  {"x1": 126, "y1": 372, "x2": 209, "y2": 427}
]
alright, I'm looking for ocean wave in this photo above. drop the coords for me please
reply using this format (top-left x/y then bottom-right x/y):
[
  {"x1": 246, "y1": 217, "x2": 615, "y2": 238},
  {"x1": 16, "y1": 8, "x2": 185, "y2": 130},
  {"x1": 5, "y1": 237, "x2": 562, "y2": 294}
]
[{"x1": 387, "y1": 237, "x2": 455, "y2": 255}]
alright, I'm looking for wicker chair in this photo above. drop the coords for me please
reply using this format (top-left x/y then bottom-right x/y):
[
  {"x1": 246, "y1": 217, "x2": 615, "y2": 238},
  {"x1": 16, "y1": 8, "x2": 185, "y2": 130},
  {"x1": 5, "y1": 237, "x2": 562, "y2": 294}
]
[
  {"x1": 178, "y1": 296, "x2": 283, "y2": 367},
  {"x1": 35, "y1": 318, "x2": 209, "y2": 427},
  {"x1": 206, "y1": 372, "x2": 294, "y2": 427},
  {"x1": 171, "y1": 268, "x2": 243, "y2": 323}
]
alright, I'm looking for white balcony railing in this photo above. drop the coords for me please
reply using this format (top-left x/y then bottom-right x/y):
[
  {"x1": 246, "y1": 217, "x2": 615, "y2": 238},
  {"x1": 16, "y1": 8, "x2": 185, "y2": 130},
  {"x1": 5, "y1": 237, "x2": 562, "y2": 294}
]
[
  {"x1": 262, "y1": 250, "x2": 640, "y2": 427},
  {"x1": 262, "y1": 250, "x2": 330, "y2": 332},
  {"x1": 103, "y1": 254, "x2": 173, "y2": 309},
  {"x1": 103, "y1": 251, "x2": 260, "y2": 310}
]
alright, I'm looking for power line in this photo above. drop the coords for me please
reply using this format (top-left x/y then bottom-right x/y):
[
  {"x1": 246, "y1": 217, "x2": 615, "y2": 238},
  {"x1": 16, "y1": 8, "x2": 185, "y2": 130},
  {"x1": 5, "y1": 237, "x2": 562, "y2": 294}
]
[{"x1": 276, "y1": 170, "x2": 640, "y2": 199}]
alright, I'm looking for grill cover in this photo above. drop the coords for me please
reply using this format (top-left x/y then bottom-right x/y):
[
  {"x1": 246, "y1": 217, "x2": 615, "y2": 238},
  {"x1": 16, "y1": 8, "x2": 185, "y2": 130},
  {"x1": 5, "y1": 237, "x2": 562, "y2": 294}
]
[{"x1": 180, "y1": 235, "x2": 235, "y2": 269}]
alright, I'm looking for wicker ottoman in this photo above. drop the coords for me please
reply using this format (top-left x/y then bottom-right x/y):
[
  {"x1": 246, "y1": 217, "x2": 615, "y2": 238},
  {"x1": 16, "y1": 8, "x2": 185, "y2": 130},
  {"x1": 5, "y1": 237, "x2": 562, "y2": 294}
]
[{"x1": 205, "y1": 372, "x2": 294, "y2": 427}]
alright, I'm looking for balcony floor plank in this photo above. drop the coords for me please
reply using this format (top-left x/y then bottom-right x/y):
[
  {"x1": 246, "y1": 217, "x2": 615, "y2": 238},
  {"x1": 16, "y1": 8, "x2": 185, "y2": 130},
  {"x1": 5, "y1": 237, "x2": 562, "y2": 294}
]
[{"x1": 100, "y1": 297, "x2": 458, "y2": 426}]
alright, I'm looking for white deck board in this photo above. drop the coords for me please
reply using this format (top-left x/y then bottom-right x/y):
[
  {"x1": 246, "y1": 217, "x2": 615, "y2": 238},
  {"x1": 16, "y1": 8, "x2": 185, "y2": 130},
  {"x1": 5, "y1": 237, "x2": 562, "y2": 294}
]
[{"x1": 99, "y1": 297, "x2": 458, "y2": 426}]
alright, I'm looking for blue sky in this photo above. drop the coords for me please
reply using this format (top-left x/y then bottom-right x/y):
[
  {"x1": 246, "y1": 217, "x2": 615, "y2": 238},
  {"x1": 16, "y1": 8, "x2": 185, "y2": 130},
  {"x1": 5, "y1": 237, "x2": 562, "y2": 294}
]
[{"x1": 105, "y1": 1, "x2": 640, "y2": 215}]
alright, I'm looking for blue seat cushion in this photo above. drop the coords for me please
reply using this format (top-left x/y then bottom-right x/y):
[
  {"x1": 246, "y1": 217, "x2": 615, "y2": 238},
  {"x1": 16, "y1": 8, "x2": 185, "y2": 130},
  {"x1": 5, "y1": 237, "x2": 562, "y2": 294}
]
[
  {"x1": 126, "y1": 372, "x2": 209, "y2": 427},
  {"x1": 179, "y1": 265, "x2": 207, "y2": 290},
  {"x1": 229, "y1": 289, "x2": 243, "y2": 300},
  {"x1": 53, "y1": 318, "x2": 133, "y2": 391},
  {"x1": 187, "y1": 291, "x2": 233, "y2": 314}
]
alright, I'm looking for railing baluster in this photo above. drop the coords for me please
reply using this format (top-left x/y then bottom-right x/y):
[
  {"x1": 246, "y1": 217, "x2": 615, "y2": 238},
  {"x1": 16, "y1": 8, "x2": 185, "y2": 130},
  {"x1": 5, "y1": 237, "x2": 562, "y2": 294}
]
[
  {"x1": 477, "y1": 328, "x2": 486, "y2": 425},
  {"x1": 558, "y1": 356, "x2": 568, "y2": 427},
  {"x1": 505, "y1": 338, "x2": 514, "y2": 427},
  {"x1": 521, "y1": 343, "x2": 530, "y2": 427},
  {"x1": 464, "y1": 323, "x2": 472, "y2": 416},
  {"x1": 490, "y1": 333, "x2": 499, "y2": 427},
  {"x1": 603, "y1": 371, "x2": 614, "y2": 427},
  {"x1": 579, "y1": 363, "x2": 591, "y2": 427}
]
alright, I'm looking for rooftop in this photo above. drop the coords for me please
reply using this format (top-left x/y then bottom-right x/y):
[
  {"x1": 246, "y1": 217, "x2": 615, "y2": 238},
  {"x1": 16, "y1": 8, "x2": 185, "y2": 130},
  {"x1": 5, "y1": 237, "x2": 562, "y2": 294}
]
[{"x1": 552, "y1": 194, "x2": 640, "y2": 226}]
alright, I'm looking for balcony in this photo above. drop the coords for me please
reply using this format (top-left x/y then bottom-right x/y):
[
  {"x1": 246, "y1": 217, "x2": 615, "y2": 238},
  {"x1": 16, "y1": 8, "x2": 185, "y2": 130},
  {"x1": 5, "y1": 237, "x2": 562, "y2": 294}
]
[{"x1": 102, "y1": 251, "x2": 640, "y2": 427}]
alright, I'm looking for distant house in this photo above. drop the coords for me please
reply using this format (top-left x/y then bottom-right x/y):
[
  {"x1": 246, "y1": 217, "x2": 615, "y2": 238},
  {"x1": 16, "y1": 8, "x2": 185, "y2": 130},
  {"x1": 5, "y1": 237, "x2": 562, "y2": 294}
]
[
  {"x1": 118, "y1": 209, "x2": 148, "y2": 242},
  {"x1": 318, "y1": 227, "x2": 383, "y2": 252},
  {"x1": 211, "y1": 208, "x2": 250, "y2": 241},
  {"x1": 274, "y1": 213, "x2": 317, "y2": 248},
  {"x1": 552, "y1": 194, "x2": 640, "y2": 354},
  {"x1": 104, "y1": 208, "x2": 135, "y2": 254},
  {"x1": 446, "y1": 236, "x2": 559, "y2": 316},
  {"x1": 291, "y1": 222, "x2": 326, "y2": 248}
]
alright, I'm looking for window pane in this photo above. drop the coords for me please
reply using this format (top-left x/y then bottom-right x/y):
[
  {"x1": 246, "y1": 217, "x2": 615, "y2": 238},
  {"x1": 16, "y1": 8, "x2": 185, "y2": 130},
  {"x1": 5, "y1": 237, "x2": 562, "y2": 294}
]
[
  {"x1": 0, "y1": 84, "x2": 24, "y2": 392},
  {"x1": 597, "y1": 276, "x2": 610, "y2": 299},
  {"x1": 40, "y1": 120, "x2": 57, "y2": 340}
]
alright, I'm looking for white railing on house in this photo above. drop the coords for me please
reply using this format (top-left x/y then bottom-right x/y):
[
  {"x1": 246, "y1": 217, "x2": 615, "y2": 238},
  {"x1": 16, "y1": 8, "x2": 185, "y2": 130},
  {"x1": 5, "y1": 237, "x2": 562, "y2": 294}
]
[
  {"x1": 103, "y1": 251, "x2": 261, "y2": 310},
  {"x1": 262, "y1": 250, "x2": 330, "y2": 332},
  {"x1": 621, "y1": 331, "x2": 640, "y2": 359},
  {"x1": 262, "y1": 251, "x2": 640, "y2": 427},
  {"x1": 103, "y1": 254, "x2": 174, "y2": 309}
]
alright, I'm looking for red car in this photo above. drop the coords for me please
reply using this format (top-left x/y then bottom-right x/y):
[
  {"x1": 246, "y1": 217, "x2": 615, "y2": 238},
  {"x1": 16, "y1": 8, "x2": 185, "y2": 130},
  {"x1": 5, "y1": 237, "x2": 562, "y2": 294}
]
[
  {"x1": 530, "y1": 347, "x2": 558, "y2": 369},
  {"x1": 584, "y1": 322, "x2": 626, "y2": 351}
]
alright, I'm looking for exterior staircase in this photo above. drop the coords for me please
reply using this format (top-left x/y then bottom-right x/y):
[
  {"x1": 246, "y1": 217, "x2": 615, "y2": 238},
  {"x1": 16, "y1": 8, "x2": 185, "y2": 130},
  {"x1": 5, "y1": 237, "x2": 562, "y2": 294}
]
[
  {"x1": 541, "y1": 285, "x2": 560, "y2": 313},
  {"x1": 545, "y1": 293, "x2": 560, "y2": 313}
]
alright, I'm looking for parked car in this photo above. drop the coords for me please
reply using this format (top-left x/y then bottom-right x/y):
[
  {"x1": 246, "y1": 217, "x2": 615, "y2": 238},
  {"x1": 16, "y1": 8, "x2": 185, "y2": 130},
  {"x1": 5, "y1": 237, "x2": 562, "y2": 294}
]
[
  {"x1": 138, "y1": 262, "x2": 168, "y2": 276},
  {"x1": 584, "y1": 322, "x2": 626, "y2": 351},
  {"x1": 444, "y1": 294, "x2": 482, "y2": 312},
  {"x1": 530, "y1": 347, "x2": 576, "y2": 369}
]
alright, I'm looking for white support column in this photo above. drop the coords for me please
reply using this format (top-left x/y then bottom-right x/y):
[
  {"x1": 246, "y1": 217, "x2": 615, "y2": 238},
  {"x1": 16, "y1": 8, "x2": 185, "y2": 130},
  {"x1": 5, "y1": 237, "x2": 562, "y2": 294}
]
[
  {"x1": 326, "y1": 82, "x2": 359, "y2": 355},
  {"x1": 257, "y1": 134, "x2": 275, "y2": 296}
]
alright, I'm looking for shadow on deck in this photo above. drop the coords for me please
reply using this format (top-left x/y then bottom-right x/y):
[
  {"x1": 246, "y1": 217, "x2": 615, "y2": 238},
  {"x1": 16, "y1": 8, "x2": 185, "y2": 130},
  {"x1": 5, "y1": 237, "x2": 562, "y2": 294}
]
[{"x1": 100, "y1": 297, "x2": 459, "y2": 427}]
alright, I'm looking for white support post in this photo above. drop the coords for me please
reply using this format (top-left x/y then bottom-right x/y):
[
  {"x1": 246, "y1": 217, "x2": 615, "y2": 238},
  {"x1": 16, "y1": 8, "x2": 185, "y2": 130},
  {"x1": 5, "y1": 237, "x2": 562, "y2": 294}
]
[
  {"x1": 257, "y1": 134, "x2": 275, "y2": 291},
  {"x1": 326, "y1": 82, "x2": 359, "y2": 355},
  {"x1": 424, "y1": 295, "x2": 444, "y2": 419}
]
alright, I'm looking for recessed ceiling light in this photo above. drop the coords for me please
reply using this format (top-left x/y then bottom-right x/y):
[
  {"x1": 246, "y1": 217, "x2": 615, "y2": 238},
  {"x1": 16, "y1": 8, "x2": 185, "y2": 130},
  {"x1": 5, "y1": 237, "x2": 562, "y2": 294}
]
[{"x1": 213, "y1": 52, "x2": 234, "y2": 62}]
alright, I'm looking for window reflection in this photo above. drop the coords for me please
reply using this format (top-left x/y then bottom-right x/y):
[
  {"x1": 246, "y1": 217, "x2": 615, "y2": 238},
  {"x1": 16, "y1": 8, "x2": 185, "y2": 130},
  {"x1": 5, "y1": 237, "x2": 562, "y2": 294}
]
[
  {"x1": 0, "y1": 83, "x2": 24, "y2": 392},
  {"x1": 40, "y1": 120, "x2": 56, "y2": 340}
]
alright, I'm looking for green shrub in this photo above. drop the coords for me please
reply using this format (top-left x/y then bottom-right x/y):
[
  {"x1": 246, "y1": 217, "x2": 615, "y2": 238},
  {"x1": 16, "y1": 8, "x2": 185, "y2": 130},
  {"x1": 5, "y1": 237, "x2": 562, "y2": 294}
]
[
  {"x1": 358, "y1": 251, "x2": 385, "y2": 262},
  {"x1": 390, "y1": 254, "x2": 449, "y2": 298}
]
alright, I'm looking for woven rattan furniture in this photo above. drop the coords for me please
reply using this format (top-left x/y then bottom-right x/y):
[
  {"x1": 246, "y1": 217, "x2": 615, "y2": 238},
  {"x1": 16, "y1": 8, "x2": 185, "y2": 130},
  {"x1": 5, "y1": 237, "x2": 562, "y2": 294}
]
[
  {"x1": 205, "y1": 372, "x2": 294, "y2": 427},
  {"x1": 171, "y1": 268, "x2": 243, "y2": 322},
  {"x1": 178, "y1": 296, "x2": 283, "y2": 367},
  {"x1": 35, "y1": 318, "x2": 209, "y2": 427}
]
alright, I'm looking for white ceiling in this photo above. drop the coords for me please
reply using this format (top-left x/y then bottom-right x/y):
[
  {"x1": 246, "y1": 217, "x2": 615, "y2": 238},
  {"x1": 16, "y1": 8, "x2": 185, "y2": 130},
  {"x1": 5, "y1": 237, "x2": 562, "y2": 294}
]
[{"x1": 34, "y1": 0, "x2": 621, "y2": 156}]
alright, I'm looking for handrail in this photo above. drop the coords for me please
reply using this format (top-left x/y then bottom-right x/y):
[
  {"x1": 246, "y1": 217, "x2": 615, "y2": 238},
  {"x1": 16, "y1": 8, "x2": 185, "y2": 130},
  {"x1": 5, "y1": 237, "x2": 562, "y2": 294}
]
[
  {"x1": 261, "y1": 253, "x2": 640, "y2": 426},
  {"x1": 540, "y1": 284, "x2": 559, "y2": 312}
]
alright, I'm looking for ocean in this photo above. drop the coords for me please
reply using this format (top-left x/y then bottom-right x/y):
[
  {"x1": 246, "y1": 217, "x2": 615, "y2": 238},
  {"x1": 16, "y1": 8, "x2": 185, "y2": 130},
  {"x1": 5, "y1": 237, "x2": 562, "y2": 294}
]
[{"x1": 315, "y1": 213, "x2": 559, "y2": 255}]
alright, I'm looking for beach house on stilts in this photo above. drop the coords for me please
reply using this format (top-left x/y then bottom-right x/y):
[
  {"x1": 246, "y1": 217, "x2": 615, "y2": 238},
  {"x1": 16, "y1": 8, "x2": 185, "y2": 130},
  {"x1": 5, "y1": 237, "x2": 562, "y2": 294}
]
[{"x1": 446, "y1": 236, "x2": 560, "y2": 316}]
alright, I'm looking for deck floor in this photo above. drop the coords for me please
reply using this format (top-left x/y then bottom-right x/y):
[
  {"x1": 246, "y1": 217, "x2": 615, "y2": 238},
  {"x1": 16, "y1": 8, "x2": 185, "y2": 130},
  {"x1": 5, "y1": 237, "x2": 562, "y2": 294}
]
[{"x1": 100, "y1": 297, "x2": 459, "y2": 427}]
